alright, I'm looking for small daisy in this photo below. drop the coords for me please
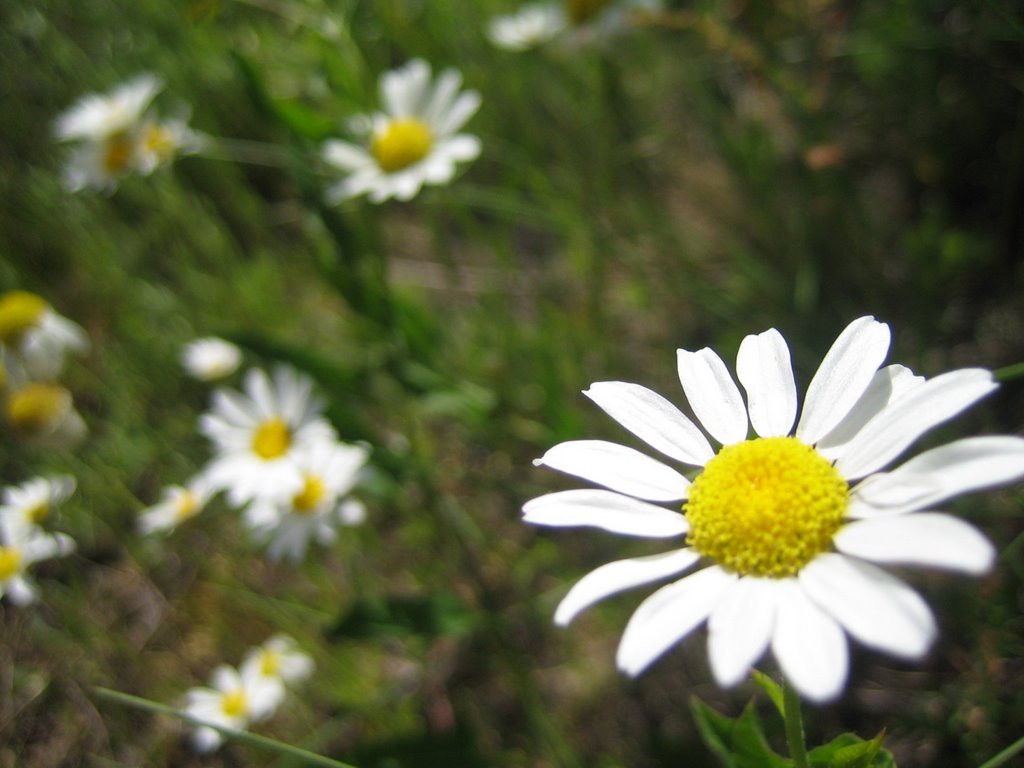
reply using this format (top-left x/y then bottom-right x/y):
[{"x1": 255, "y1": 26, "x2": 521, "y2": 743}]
[
  {"x1": 487, "y1": 0, "x2": 657, "y2": 50},
  {"x1": 1, "y1": 475, "x2": 76, "y2": 536},
  {"x1": 322, "y1": 59, "x2": 481, "y2": 204},
  {"x1": 183, "y1": 662, "x2": 278, "y2": 753},
  {"x1": 524, "y1": 316, "x2": 1024, "y2": 702},
  {"x1": 199, "y1": 366, "x2": 338, "y2": 506},
  {"x1": 6, "y1": 382, "x2": 88, "y2": 448},
  {"x1": 0, "y1": 291, "x2": 88, "y2": 381},
  {"x1": 135, "y1": 114, "x2": 205, "y2": 175},
  {"x1": 487, "y1": 4, "x2": 567, "y2": 50},
  {"x1": 239, "y1": 635, "x2": 314, "y2": 711},
  {"x1": 138, "y1": 477, "x2": 215, "y2": 535},
  {"x1": 243, "y1": 440, "x2": 369, "y2": 562},
  {"x1": 0, "y1": 520, "x2": 75, "y2": 606},
  {"x1": 181, "y1": 337, "x2": 242, "y2": 381}
]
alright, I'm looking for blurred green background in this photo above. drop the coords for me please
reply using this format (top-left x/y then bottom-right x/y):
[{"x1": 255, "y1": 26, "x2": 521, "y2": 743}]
[{"x1": 1, "y1": 0, "x2": 1023, "y2": 765}]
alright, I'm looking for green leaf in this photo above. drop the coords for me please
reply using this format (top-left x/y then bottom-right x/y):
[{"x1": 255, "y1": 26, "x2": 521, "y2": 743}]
[
  {"x1": 327, "y1": 593, "x2": 477, "y2": 641},
  {"x1": 752, "y1": 670, "x2": 786, "y2": 719},
  {"x1": 809, "y1": 730, "x2": 895, "y2": 768},
  {"x1": 690, "y1": 698, "x2": 792, "y2": 768},
  {"x1": 231, "y1": 52, "x2": 336, "y2": 140}
]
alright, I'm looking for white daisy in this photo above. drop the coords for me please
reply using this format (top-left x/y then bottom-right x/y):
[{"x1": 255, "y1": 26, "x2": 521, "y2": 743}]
[
  {"x1": 243, "y1": 440, "x2": 369, "y2": 562},
  {"x1": 487, "y1": 4, "x2": 568, "y2": 50},
  {"x1": 322, "y1": 59, "x2": 481, "y2": 204},
  {"x1": 524, "y1": 316, "x2": 1024, "y2": 702},
  {"x1": 0, "y1": 291, "x2": 88, "y2": 381},
  {"x1": 134, "y1": 114, "x2": 205, "y2": 175},
  {"x1": 5, "y1": 382, "x2": 88, "y2": 449},
  {"x1": 181, "y1": 337, "x2": 242, "y2": 381},
  {"x1": 199, "y1": 366, "x2": 337, "y2": 506},
  {"x1": 183, "y1": 662, "x2": 278, "y2": 753},
  {"x1": 1, "y1": 475, "x2": 76, "y2": 537},
  {"x1": 0, "y1": 520, "x2": 75, "y2": 606},
  {"x1": 138, "y1": 476, "x2": 216, "y2": 535},
  {"x1": 238, "y1": 635, "x2": 314, "y2": 712}
]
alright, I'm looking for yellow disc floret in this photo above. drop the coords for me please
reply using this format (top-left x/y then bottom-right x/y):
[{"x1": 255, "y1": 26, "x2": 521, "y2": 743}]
[
  {"x1": 143, "y1": 124, "x2": 175, "y2": 162},
  {"x1": 103, "y1": 132, "x2": 136, "y2": 174},
  {"x1": 371, "y1": 118, "x2": 433, "y2": 172},
  {"x1": 0, "y1": 291, "x2": 48, "y2": 344},
  {"x1": 174, "y1": 491, "x2": 199, "y2": 521},
  {"x1": 0, "y1": 546, "x2": 23, "y2": 581},
  {"x1": 7, "y1": 383, "x2": 69, "y2": 434},
  {"x1": 220, "y1": 689, "x2": 248, "y2": 718},
  {"x1": 685, "y1": 437, "x2": 848, "y2": 578},
  {"x1": 292, "y1": 474, "x2": 326, "y2": 513},
  {"x1": 259, "y1": 649, "x2": 281, "y2": 676},
  {"x1": 25, "y1": 502, "x2": 49, "y2": 524},
  {"x1": 251, "y1": 417, "x2": 291, "y2": 460}
]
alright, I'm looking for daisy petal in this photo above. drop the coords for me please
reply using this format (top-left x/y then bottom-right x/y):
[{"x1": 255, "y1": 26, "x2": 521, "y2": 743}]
[
  {"x1": 584, "y1": 382, "x2": 714, "y2": 466},
  {"x1": 554, "y1": 548, "x2": 700, "y2": 626},
  {"x1": 849, "y1": 436, "x2": 1024, "y2": 516},
  {"x1": 800, "y1": 554, "x2": 936, "y2": 659},
  {"x1": 770, "y1": 580, "x2": 848, "y2": 702},
  {"x1": 534, "y1": 440, "x2": 690, "y2": 501},
  {"x1": 835, "y1": 368, "x2": 998, "y2": 481},
  {"x1": 834, "y1": 514, "x2": 995, "y2": 574},
  {"x1": 736, "y1": 329, "x2": 797, "y2": 437},
  {"x1": 797, "y1": 316, "x2": 891, "y2": 445},
  {"x1": 616, "y1": 566, "x2": 735, "y2": 677},
  {"x1": 677, "y1": 347, "x2": 748, "y2": 445},
  {"x1": 708, "y1": 577, "x2": 778, "y2": 687},
  {"x1": 436, "y1": 90, "x2": 482, "y2": 136},
  {"x1": 322, "y1": 140, "x2": 372, "y2": 171},
  {"x1": 522, "y1": 490, "x2": 688, "y2": 537}
]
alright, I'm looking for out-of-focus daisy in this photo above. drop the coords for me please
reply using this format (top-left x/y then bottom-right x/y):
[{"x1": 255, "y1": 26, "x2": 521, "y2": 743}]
[
  {"x1": 6, "y1": 382, "x2": 87, "y2": 448},
  {"x1": 322, "y1": 59, "x2": 481, "y2": 204},
  {"x1": 181, "y1": 337, "x2": 242, "y2": 382},
  {"x1": 0, "y1": 521, "x2": 75, "y2": 605},
  {"x1": 0, "y1": 291, "x2": 88, "y2": 380},
  {"x1": 200, "y1": 366, "x2": 337, "y2": 506},
  {"x1": 524, "y1": 316, "x2": 1024, "y2": 702},
  {"x1": 243, "y1": 440, "x2": 369, "y2": 562},
  {"x1": 183, "y1": 662, "x2": 278, "y2": 753},
  {"x1": 487, "y1": 0, "x2": 658, "y2": 50},
  {"x1": 487, "y1": 3, "x2": 567, "y2": 50},
  {"x1": 138, "y1": 477, "x2": 215, "y2": 535},
  {"x1": 135, "y1": 114, "x2": 205, "y2": 175},
  {"x1": 239, "y1": 635, "x2": 314, "y2": 710},
  {"x1": 1, "y1": 475, "x2": 75, "y2": 536}
]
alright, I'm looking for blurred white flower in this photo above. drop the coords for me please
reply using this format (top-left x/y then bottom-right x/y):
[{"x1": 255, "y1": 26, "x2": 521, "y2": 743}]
[
  {"x1": 138, "y1": 476, "x2": 215, "y2": 535},
  {"x1": 181, "y1": 337, "x2": 242, "y2": 381},
  {"x1": 525, "y1": 316, "x2": 1024, "y2": 702},
  {"x1": 184, "y1": 663, "x2": 278, "y2": 753},
  {"x1": 0, "y1": 520, "x2": 75, "y2": 605},
  {"x1": 488, "y1": 0, "x2": 658, "y2": 50},
  {"x1": 0, "y1": 291, "x2": 88, "y2": 380},
  {"x1": 243, "y1": 440, "x2": 369, "y2": 562},
  {"x1": 200, "y1": 366, "x2": 337, "y2": 506},
  {"x1": 6, "y1": 382, "x2": 87, "y2": 448},
  {"x1": 239, "y1": 634, "x2": 314, "y2": 711},
  {"x1": 1, "y1": 474, "x2": 76, "y2": 536},
  {"x1": 322, "y1": 59, "x2": 481, "y2": 204},
  {"x1": 487, "y1": 4, "x2": 567, "y2": 50}
]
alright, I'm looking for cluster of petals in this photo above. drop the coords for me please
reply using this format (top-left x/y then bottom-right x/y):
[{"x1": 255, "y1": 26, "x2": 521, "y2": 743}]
[
  {"x1": 180, "y1": 337, "x2": 242, "y2": 382},
  {"x1": 524, "y1": 316, "x2": 1024, "y2": 701},
  {"x1": 487, "y1": 0, "x2": 660, "y2": 51},
  {"x1": 322, "y1": 59, "x2": 481, "y2": 203}
]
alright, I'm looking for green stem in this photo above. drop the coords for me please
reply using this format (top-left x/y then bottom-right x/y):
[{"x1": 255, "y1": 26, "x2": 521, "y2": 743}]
[
  {"x1": 994, "y1": 361, "x2": 1024, "y2": 382},
  {"x1": 979, "y1": 733, "x2": 1024, "y2": 768},
  {"x1": 782, "y1": 682, "x2": 811, "y2": 768},
  {"x1": 93, "y1": 687, "x2": 358, "y2": 768}
]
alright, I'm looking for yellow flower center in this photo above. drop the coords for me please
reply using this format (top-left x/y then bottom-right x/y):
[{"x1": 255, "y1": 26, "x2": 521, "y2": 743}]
[
  {"x1": 25, "y1": 502, "x2": 49, "y2": 524},
  {"x1": 0, "y1": 291, "x2": 48, "y2": 344},
  {"x1": 220, "y1": 689, "x2": 248, "y2": 718},
  {"x1": 103, "y1": 132, "x2": 136, "y2": 174},
  {"x1": 143, "y1": 124, "x2": 175, "y2": 159},
  {"x1": 259, "y1": 649, "x2": 281, "y2": 676},
  {"x1": 371, "y1": 118, "x2": 433, "y2": 172},
  {"x1": 292, "y1": 474, "x2": 326, "y2": 513},
  {"x1": 685, "y1": 437, "x2": 848, "y2": 578},
  {"x1": 174, "y1": 491, "x2": 199, "y2": 521},
  {"x1": 0, "y1": 547, "x2": 23, "y2": 581},
  {"x1": 564, "y1": 0, "x2": 611, "y2": 24},
  {"x1": 7, "y1": 384, "x2": 68, "y2": 433},
  {"x1": 251, "y1": 417, "x2": 291, "y2": 460}
]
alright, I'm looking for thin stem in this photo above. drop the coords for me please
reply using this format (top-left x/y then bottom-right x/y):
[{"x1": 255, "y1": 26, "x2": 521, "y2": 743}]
[
  {"x1": 979, "y1": 733, "x2": 1024, "y2": 768},
  {"x1": 195, "y1": 137, "x2": 295, "y2": 168},
  {"x1": 994, "y1": 361, "x2": 1024, "y2": 382},
  {"x1": 93, "y1": 687, "x2": 358, "y2": 768},
  {"x1": 782, "y1": 682, "x2": 811, "y2": 768}
]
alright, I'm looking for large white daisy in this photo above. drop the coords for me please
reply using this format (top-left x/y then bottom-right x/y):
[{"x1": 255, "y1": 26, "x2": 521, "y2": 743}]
[
  {"x1": 322, "y1": 59, "x2": 481, "y2": 204},
  {"x1": 199, "y1": 366, "x2": 337, "y2": 506},
  {"x1": 524, "y1": 316, "x2": 1024, "y2": 702}
]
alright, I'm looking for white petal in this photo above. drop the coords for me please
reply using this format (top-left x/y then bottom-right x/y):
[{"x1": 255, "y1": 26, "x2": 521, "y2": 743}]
[
  {"x1": 322, "y1": 139, "x2": 373, "y2": 171},
  {"x1": 535, "y1": 440, "x2": 690, "y2": 501},
  {"x1": 522, "y1": 490, "x2": 688, "y2": 537},
  {"x1": 770, "y1": 580, "x2": 848, "y2": 702},
  {"x1": 835, "y1": 368, "x2": 998, "y2": 481},
  {"x1": 796, "y1": 317, "x2": 891, "y2": 445},
  {"x1": 816, "y1": 365, "x2": 925, "y2": 460},
  {"x1": 800, "y1": 554, "x2": 936, "y2": 659},
  {"x1": 424, "y1": 69, "x2": 462, "y2": 126},
  {"x1": 736, "y1": 329, "x2": 797, "y2": 438},
  {"x1": 677, "y1": 347, "x2": 748, "y2": 445},
  {"x1": 616, "y1": 566, "x2": 735, "y2": 677},
  {"x1": 554, "y1": 549, "x2": 700, "y2": 625},
  {"x1": 436, "y1": 90, "x2": 481, "y2": 136},
  {"x1": 583, "y1": 382, "x2": 714, "y2": 466},
  {"x1": 707, "y1": 577, "x2": 778, "y2": 687},
  {"x1": 849, "y1": 436, "x2": 1024, "y2": 516},
  {"x1": 436, "y1": 133, "x2": 481, "y2": 162},
  {"x1": 834, "y1": 514, "x2": 995, "y2": 574}
]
